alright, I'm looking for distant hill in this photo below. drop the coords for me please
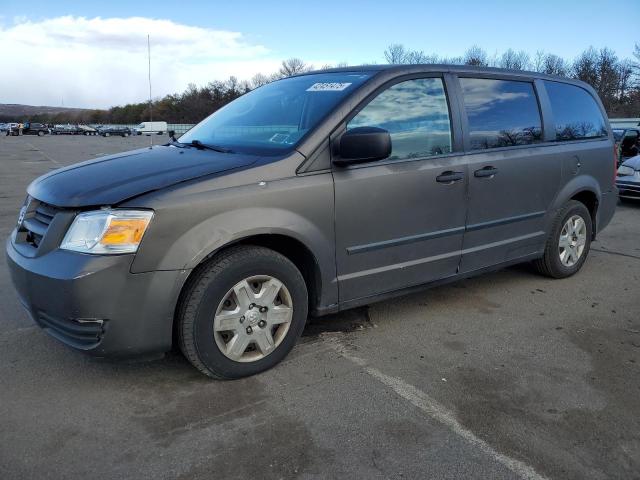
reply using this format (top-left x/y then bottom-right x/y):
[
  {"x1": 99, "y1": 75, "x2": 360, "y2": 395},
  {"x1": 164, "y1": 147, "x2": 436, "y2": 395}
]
[{"x1": 0, "y1": 103, "x2": 105, "y2": 122}]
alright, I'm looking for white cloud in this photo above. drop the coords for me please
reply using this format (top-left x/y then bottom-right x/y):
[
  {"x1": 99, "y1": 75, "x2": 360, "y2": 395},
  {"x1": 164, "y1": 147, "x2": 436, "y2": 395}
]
[{"x1": 0, "y1": 16, "x2": 326, "y2": 109}]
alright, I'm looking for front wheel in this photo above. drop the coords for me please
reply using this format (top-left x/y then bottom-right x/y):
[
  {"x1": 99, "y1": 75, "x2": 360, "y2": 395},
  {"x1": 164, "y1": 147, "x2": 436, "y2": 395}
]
[
  {"x1": 178, "y1": 245, "x2": 308, "y2": 379},
  {"x1": 533, "y1": 200, "x2": 592, "y2": 278},
  {"x1": 37, "y1": 130, "x2": 44, "y2": 136}
]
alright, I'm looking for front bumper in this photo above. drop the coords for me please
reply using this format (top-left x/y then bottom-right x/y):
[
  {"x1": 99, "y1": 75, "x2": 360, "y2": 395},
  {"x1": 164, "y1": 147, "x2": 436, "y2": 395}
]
[
  {"x1": 6, "y1": 234, "x2": 188, "y2": 357},
  {"x1": 616, "y1": 178, "x2": 640, "y2": 199}
]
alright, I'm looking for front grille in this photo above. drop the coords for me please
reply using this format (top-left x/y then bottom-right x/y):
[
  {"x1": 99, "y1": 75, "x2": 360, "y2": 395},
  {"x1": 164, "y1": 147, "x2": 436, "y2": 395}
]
[
  {"x1": 616, "y1": 180, "x2": 640, "y2": 198},
  {"x1": 37, "y1": 312, "x2": 105, "y2": 349},
  {"x1": 22, "y1": 201, "x2": 60, "y2": 248}
]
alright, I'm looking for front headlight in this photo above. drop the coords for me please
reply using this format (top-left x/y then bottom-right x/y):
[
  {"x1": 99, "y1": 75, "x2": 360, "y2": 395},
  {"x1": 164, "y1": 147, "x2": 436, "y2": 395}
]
[
  {"x1": 61, "y1": 209, "x2": 153, "y2": 254},
  {"x1": 617, "y1": 165, "x2": 635, "y2": 177}
]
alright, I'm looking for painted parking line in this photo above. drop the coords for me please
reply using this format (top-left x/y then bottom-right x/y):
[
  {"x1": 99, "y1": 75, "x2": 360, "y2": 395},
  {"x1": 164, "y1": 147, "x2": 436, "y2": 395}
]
[{"x1": 323, "y1": 335, "x2": 549, "y2": 480}]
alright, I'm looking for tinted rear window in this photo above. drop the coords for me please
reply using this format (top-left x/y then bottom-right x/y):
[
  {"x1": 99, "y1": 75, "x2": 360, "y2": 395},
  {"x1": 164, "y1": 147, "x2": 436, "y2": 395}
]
[
  {"x1": 544, "y1": 81, "x2": 607, "y2": 141},
  {"x1": 460, "y1": 78, "x2": 542, "y2": 150}
]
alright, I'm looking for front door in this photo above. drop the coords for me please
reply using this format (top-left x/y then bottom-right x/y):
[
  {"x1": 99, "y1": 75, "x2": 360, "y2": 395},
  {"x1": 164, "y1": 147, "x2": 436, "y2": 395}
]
[{"x1": 333, "y1": 77, "x2": 468, "y2": 303}]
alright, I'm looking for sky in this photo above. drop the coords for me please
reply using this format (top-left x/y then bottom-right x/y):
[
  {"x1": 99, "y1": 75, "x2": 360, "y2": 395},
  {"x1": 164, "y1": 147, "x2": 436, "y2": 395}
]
[{"x1": 0, "y1": 0, "x2": 637, "y2": 109}]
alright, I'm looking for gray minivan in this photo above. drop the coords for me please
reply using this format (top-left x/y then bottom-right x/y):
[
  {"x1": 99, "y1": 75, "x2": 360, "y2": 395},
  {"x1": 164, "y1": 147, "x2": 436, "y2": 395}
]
[{"x1": 6, "y1": 65, "x2": 617, "y2": 378}]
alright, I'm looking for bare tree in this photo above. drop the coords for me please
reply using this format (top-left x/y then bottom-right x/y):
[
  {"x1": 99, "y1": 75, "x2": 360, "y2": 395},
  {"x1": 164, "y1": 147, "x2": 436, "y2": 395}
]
[
  {"x1": 384, "y1": 44, "x2": 408, "y2": 64},
  {"x1": 441, "y1": 56, "x2": 464, "y2": 65},
  {"x1": 633, "y1": 43, "x2": 640, "y2": 72},
  {"x1": 464, "y1": 45, "x2": 489, "y2": 66},
  {"x1": 278, "y1": 58, "x2": 311, "y2": 77},
  {"x1": 596, "y1": 47, "x2": 621, "y2": 111},
  {"x1": 250, "y1": 73, "x2": 270, "y2": 89},
  {"x1": 617, "y1": 59, "x2": 634, "y2": 100},
  {"x1": 541, "y1": 54, "x2": 569, "y2": 76},
  {"x1": 499, "y1": 49, "x2": 530, "y2": 70},
  {"x1": 384, "y1": 44, "x2": 438, "y2": 64},
  {"x1": 573, "y1": 47, "x2": 598, "y2": 85},
  {"x1": 533, "y1": 50, "x2": 546, "y2": 72}
]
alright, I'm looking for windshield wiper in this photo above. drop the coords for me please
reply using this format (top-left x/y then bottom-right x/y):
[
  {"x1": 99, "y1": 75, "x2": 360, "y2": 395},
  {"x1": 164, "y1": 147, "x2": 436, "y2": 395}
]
[
  {"x1": 166, "y1": 139, "x2": 188, "y2": 148},
  {"x1": 166, "y1": 138, "x2": 233, "y2": 153},
  {"x1": 190, "y1": 139, "x2": 234, "y2": 153}
]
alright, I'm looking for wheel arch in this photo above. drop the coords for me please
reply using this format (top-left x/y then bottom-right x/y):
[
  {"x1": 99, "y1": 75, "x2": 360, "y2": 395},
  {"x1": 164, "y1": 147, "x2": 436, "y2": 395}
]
[
  {"x1": 569, "y1": 190, "x2": 599, "y2": 238},
  {"x1": 171, "y1": 232, "x2": 325, "y2": 349},
  {"x1": 550, "y1": 176, "x2": 602, "y2": 239}
]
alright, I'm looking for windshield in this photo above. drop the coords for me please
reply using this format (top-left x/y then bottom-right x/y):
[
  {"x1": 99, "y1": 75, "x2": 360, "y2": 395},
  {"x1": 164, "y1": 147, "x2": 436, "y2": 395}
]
[{"x1": 179, "y1": 72, "x2": 372, "y2": 155}]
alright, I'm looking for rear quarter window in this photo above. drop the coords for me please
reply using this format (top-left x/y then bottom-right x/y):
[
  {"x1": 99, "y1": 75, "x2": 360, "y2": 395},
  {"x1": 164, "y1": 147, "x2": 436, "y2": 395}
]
[{"x1": 544, "y1": 81, "x2": 608, "y2": 141}]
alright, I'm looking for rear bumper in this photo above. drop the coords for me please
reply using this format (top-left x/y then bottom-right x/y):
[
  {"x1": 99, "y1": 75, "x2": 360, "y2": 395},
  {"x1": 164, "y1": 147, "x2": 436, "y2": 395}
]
[
  {"x1": 596, "y1": 190, "x2": 618, "y2": 234},
  {"x1": 6, "y1": 235, "x2": 188, "y2": 357}
]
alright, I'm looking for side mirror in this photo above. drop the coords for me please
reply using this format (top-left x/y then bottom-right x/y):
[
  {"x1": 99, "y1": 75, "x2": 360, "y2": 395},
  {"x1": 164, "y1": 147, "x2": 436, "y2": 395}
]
[
  {"x1": 168, "y1": 130, "x2": 176, "y2": 140},
  {"x1": 334, "y1": 127, "x2": 391, "y2": 166}
]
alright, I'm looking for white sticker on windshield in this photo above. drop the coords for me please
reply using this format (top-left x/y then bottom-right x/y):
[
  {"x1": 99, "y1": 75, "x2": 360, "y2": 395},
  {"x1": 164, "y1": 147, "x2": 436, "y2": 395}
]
[{"x1": 306, "y1": 82, "x2": 352, "y2": 92}]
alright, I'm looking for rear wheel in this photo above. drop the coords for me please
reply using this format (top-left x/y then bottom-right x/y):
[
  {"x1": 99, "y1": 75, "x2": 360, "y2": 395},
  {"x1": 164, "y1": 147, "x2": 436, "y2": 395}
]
[
  {"x1": 533, "y1": 200, "x2": 592, "y2": 278},
  {"x1": 37, "y1": 130, "x2": 44, "y2": 136},
  {"x1": 178, "y1": 245, "x2": 308, "y2": 379},
  {"x1": 104, "y1": 132, "x2": 110, "y2": 137}
]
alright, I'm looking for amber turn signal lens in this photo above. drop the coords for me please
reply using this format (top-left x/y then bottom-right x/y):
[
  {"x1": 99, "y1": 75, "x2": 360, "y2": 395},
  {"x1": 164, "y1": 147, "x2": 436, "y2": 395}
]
[{"x1": 101, "y1": 218, "x2": 151, "y2": 245}]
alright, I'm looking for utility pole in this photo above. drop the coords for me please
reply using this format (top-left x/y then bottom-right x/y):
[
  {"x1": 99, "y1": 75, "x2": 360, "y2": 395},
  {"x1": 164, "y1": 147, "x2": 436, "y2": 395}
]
[{"x1": 148, "y1": 34, "x2": 153, "y2": 147}]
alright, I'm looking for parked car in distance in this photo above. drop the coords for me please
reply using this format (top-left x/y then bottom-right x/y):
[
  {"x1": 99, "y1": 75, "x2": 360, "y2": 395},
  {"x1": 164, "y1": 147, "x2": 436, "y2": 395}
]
[
  {"x1": 78, "y1": 125, "x2": 98, "y2": 136},
  {"x1": 6, "y1": 65, "x2": 618, "y2": 380},
  {"x1": 8, "y1": 122, "x2": 50, "y2": 136},
  {"x1": 52, "y1": 124, "x2": 82, "y2": 135},
  {"x1": 135, "y1": 121, "x2": 167, "y2": 135},
  {"x1": 616, "y1": 155, "x2": 640, "y2": 200},
  {"x1": 98, "y1": 126, "x2": 132, "y2": 137},
  {"x1": 613, "y1": 128, "x2": 640, "y2": 165}
]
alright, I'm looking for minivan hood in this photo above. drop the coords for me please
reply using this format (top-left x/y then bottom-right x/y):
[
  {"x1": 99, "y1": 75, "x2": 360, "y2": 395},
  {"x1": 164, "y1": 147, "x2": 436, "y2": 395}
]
[{"x1": 27, "y1": 145, "x2": 258, "y2": 207}]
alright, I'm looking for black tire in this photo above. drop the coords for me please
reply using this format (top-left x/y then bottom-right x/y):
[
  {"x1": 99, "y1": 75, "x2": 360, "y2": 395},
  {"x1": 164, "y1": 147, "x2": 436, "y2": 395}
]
[
  {"x1": 104, "y1": 132, "x2": 110, "y2": 137},
  {"x1": 178, "y1": 245, "x2": 308, "y2": 379},
  {"x1": 533, "y1": 200, "x2": 592, "y2": 278},
  {"x1": 37, "y1": 130, "x2": 44, "y2": 136}
]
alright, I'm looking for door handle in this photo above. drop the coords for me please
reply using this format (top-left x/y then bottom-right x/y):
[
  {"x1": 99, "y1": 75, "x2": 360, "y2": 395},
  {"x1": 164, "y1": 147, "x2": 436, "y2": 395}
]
[
  {"x1": 474, "y1": 166, "x2": 499, "y2": 178},
  {"x1": 436, "y1": 171, "x2": 464, "y2": 184}
]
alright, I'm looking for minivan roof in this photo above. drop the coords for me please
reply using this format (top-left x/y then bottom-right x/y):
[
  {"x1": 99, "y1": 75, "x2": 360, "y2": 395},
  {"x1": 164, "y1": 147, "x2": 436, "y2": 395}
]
[{"x1": 299, "y1": 64, "x2": 585, "y2": 86}]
